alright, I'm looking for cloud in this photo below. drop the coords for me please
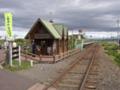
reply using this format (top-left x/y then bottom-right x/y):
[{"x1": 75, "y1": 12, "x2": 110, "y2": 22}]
[
  {"x1": 69, "y1": 30, "x2": 118, "y2": 39},
  {"x1": 0, "y1": 0, "x2": 120, "y2": 38}
]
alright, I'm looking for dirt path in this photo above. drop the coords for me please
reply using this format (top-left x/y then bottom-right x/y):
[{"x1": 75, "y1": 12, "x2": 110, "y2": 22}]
[{"x1": 97, "y1": 46, "x2": 120, "y2": 90}]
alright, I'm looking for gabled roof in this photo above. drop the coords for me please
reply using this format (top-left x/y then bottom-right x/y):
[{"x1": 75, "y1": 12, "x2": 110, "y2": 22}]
[
  {"x1": 25, "y1": 18, "x2": 68, "y2": 39},
  {"x1": 41, "y1": 19, "x2": 61, "y2": 39},
  {"x1": 53, "y1": 24, "x2": 63, "y2": 36},
  {"x1": 53, "y1": 24, "x2": 68, "y2": 38}
]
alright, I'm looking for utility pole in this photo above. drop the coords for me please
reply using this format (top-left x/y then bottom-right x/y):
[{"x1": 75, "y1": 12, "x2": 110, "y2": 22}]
[{"x1": 117, "y1": 19, "x2": 120, "y2": 44}]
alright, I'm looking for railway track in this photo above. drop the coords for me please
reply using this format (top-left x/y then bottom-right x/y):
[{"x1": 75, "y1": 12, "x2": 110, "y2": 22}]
[{"x1": 43, "y1": 44, "x2": 99, "y2": 90}]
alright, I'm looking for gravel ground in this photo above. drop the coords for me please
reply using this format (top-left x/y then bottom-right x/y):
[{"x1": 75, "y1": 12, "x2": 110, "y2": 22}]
[
  {"x1": 17, "y1": 49, "x2": 86, "y2": 84},
  {"x1": 0, "y1": 49, "x2": 5, "y2": 69},
  {"x1": 97, "y1": 46, "x2": 120, "y2": 90},
  {"x1": 0, "y1": 49, "x2": 5, "y2": 63},
  {"x1": 0, "y1": 69, "x2": 36, "y2": 90}
]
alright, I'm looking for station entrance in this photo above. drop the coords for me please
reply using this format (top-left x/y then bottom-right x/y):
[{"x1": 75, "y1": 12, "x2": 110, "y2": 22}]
[{"x1": 34, "y1": 39, "x2": 54, "y2": 55}]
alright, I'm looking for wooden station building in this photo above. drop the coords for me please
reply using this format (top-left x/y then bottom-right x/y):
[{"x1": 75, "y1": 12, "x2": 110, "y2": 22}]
[{"x1": 25, "y1": 18, "x2": 68, "y2": 56}]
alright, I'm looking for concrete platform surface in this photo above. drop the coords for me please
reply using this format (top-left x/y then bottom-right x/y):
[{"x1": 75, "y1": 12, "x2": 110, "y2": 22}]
[{"x1": 0, "y1": 69, "x2": 36, "y2": 90}]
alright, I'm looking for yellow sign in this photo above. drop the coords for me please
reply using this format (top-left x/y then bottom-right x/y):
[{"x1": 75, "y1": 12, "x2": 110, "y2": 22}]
[{"x1": 4, "y1": 12, "x2": 13, "y2": 39}]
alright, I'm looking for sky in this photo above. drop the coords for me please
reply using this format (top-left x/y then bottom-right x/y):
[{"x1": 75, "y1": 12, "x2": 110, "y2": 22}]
[{"x1": 0, "y1": 0, "x2": 120, "y2": 38}]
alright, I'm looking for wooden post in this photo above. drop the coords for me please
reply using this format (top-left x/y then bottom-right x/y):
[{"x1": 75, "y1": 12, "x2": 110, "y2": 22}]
[
  {"x1": 39, "y1": 54, "x2": 41, "y2": 61},
  {"x1": 52, "y1": 41, "x2": 54, "y2": 55},
  {"x1": 25, "y1": 48, "x2": 27, "y2": 61},
  {"x1": 53, "y1": 55, "x2": 55, "y2": 63},
  {"x1": 67, "y1": 31, "x2": 69, "y2": 51},
  {"x1": 40, "y1": 55, "x2": 42, "y2": 61},
  {"x1": 58, "y1": 40, "x2": 60, "y2": 54}
]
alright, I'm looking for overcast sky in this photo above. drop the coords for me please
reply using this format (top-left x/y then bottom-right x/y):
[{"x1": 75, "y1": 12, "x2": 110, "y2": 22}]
[{"x1": 0, "y1": 0, "x2": 120, "y2": 38}]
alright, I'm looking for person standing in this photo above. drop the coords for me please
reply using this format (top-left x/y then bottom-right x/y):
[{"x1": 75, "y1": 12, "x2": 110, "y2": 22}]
[
  {"x1": 32, "y1": 40, "x2": 36, "y2": 56},
  {"x1": 47, "y1": 46, "x2": 51, "y2": 55}
]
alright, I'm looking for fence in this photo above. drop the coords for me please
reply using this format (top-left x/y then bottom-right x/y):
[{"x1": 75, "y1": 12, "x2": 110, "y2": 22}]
[
  {"x1": 21, "y1": 48, "x2": 81, "y2": 63},
  {"x1": 8, "y1": 44, "x2": 21, "y2": 66}
]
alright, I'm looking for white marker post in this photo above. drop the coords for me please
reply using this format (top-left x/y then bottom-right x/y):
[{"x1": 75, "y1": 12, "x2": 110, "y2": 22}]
[
  {"x1": 18, "y1": 46, "x2": 21, "y2": 66},
  {"x1": 9, "y1": 42, "x2": 13, "y2": 66},
  {"x1": 80, "y1": 39, "x2": 84, "y2": 51},
  {"x1": 30, "y1": 60, "x2": 33, "y2": 67}
]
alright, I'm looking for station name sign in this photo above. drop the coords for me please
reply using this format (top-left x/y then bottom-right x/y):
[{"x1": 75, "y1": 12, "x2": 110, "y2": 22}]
[
  {"x1": 4, "y1": 12, "x2": 13, "y2": 39},
  {"x1": 34, "y1": 34, "x2": 52, "y2": 39}
]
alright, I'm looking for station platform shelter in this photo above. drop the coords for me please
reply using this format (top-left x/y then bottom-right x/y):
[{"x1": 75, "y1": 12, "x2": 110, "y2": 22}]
[{"x1": 25, "y1": 18, "x2": 68, "y2": 56}]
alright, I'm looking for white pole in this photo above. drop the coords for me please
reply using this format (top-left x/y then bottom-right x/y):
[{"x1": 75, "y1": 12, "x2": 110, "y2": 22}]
[
  {"x1": 72, "y1": 30, "x2": 74, "y2": 49},
  {"x1": 81, "y1": 39, "x2": 84, "y2": 51},
  {"x1": 9, "y1": 42, "x2": 13, "y2": 66},
  {"x1": 30, "y1": 60, "x2": 33, "y2": 67},
  {"x1": 18, "y1": 46, "x2": 21, "y2": 66}
]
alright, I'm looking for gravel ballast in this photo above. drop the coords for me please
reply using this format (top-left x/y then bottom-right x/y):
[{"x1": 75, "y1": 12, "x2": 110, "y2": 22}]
[
  {"x1": 17, "y1": 50, "x2": 84, "y2": 83},
  {"x1": 97, "y1": 46, "x2": 120, "y2": 90}
]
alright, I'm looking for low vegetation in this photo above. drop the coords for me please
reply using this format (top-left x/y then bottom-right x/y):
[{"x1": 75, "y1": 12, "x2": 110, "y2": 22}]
[
  {"x1": 3, "y1": 60, "x2": 31, "y2": 72},
  {"x1": 15, "y1": 38, "x2": 31, "y2": 47},
  {"x1": 102, "y1": 42, "x2": 120, "y2": 66}
]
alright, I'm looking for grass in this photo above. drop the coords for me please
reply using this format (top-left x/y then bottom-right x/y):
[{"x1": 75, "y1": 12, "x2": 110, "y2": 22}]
[
  {"x1": 101, "y1": 42, "x2": 120, "y2": 66},
  {"x1": 3, "y1": 60, "x2": 31, "y2": 72}
]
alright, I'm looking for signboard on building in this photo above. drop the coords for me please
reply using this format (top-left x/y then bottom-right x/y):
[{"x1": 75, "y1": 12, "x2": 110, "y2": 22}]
[{"x1": 35, "y1": 34, "x2": 52, "y2": 39}]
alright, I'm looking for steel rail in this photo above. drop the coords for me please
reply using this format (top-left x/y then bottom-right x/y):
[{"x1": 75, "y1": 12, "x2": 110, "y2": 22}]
[
  {"x1": 43, "y1": 44, "x2": 96, "y2": 90},
  {"x1": 79, "y1": 45, "x2": 98, "y2": 90}
]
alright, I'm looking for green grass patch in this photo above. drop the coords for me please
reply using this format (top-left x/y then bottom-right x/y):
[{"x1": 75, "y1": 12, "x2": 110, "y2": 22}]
[
  {"x1": 3, "y1": 60, "x2": 31, "y2": 72},
  {"x1": 101, "y1": 42, "x2": 120, "y2": 66}
]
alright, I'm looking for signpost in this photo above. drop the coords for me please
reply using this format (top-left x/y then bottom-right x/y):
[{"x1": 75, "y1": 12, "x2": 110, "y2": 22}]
[
  {"x1": 4, "y1": 12, "x2": 21, "y2": 66},
  {"x1": 4, "y1": 12, "x2": 13, "y2": 40},
  {"x1": 4, "y1": 12, "x2": 13, "y2": 66},
  {"x1": 4, "y1": 12, "x2": 21, "y2": 67}
]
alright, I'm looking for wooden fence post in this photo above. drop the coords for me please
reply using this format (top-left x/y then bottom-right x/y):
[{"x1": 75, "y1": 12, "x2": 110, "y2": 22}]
[
  {"x1": 53, "y1": 55, "x2": 55, "y2": 63},
  {"x1": 25, "y1": 48, "x2": 27, "y2": 61}
]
